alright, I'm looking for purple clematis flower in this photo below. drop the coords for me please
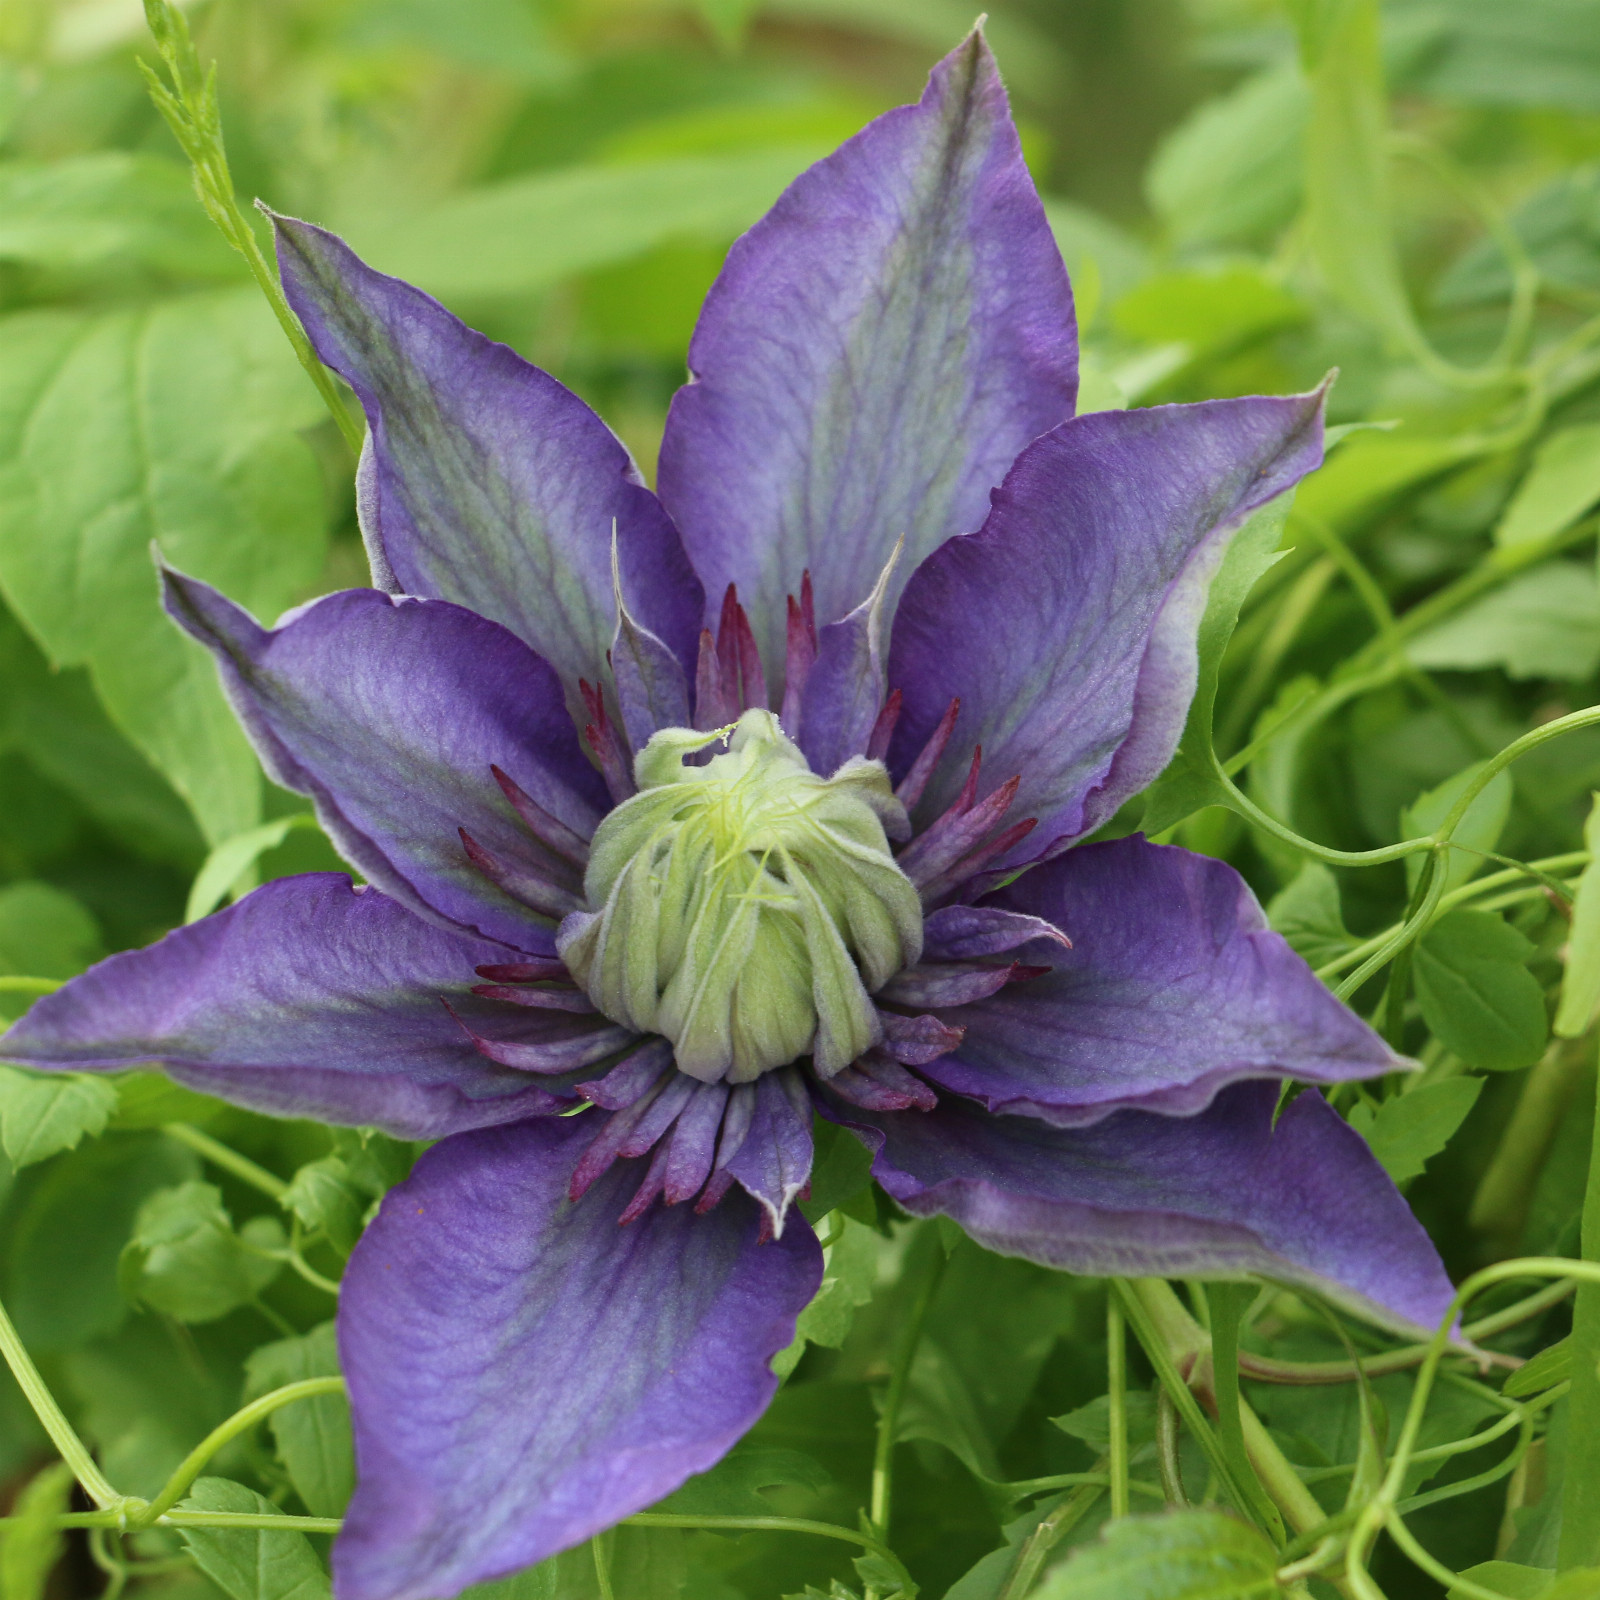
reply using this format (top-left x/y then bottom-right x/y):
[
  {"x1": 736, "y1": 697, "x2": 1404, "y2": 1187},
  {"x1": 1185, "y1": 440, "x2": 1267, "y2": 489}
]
[{"x1": 3, "y1": 33, "x2": 1456, "y2": 1600}]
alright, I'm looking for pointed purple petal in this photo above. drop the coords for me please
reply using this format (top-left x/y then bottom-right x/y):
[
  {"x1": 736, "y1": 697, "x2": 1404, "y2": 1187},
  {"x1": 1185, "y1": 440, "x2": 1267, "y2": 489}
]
[
  {"x1": 723, "y1": 1067, "x2": 814, "y2": 1237},
  {"x1": 164, "y1": 574, "x2": 607, "y2": 950},
  {"x1": 921, "y1": 904, "x2": 1072, "y2": 962},
  {"x1": 888, "y1": 392, "x2": 1325, "y2": 857},
  {"x1": 0, "y1": 876, "x2": 576, "y2": 1138},
  {"x1": 796, "y1": 554, "x2": 894, "y2": 776},
  {"x1": 273, "y1": 215, "x2": 704, "y2": 683},
  {"x1": 831, "y1": 1084, "x2": 1454, "y2": 1337},
  {"x1": 333, "y1": 1117, "x2": 822, "y2": 1600},
  {"x1": 658, "y1": 32, "x2": 1076, "y2": 663},
  {"x1": 919, "y1": 838, "x2": 1400, "y2": 1125}
]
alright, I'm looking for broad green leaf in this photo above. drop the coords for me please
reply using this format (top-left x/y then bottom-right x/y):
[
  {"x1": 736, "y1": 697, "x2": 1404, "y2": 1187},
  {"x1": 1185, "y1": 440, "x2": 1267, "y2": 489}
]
[
  {"x1": 799, "y1": 1117, "x2": 875, "y2": 1222},
  {"x1": 1504, "y1": 1337, "x2": 1572, "y2": 1399},
  {"x1": 336, "y1": 0, "x2": 572, "y2": 82},
  {"x1": 1294, "y1": 431, "x2": 1481, "y2": 532},
  {"x1": 774, "y1": 1215, "x2": 879, "y2": 1376},
  {"x1": 1399, "y1": 0, "x2": 1600, "y2": 115},
  {"x1": 0, "y1": 152, "x2": 239, "y2": 276},
  {"x1": 352, "y1": 148, "x2": 832, "y2": 303},
  {"x1": 1052, "y1": 1391, "x2": 1159, "y2": 1457},
  {"x1": 1447, "y1": 1562, "x2": 1557, "y2": 1600},
  {"x1": 1033, "y1": 1510, "x2": 1280, "y2": 1599},
  {"x1": 281, "y1": 1155, "x2": 366, "y2": 1254},
  {"x1": 1414, "y1": 911, "x2": 1549, "y2": 1071},
  {"x1": 0, "y1": 1065, "x2": 117, "y2": 1168},
  {"x1": 1347, "y1": 1077, "x2": 1484, "y2": 1184},
  {"x1": 6, "y1": 1131, "x2": 198, "y2": 1350},
  {"x1": 108, "y1": 1070, "x2": 226, "y2": 1129},
  {"x1": 328, "y1": 1126, "x2": 416, "y2": 1197},
  {"x1": 1497, "y1": 426, "x2": 1600, "y2": 548},
  {"x1": 120, "y1": 1180, "x2": 284, "y2": 1322},
  {"x1": 658, "y1": 1442, "x2": 832, "y2": 1516},
  {"x1": 0, "y1": 879, "x2": 101, "y2": 979},
  {"x1": 1268, "y1": 862, "x2": 1356, "y2": 968},
  {"x1": 1146, "y1": 62, "x2": 1307, "y2": 246},
  {"x1": 0, "y1": 1462, "x2": 73, "y2": 1600},
  {"x1": 178, "y1": 1477, "x2": 332, "y2": 1600},
  {"x1": 0, "y1": 290, "x2": 331, "y2": 844},
  {"x1": 185, "y1": 813, "x2": 319, "y2": 923},
  {"x1": 1556, "y1": 795, "x2": 1600, "y2": 1037},
  {"x1": 1437, "y1": 165, "x2": 1600, "y2": 308},
  {"x1": 245, "y1": 1322, "x2": 353, "y2": 1518},
  {"x1": 1296, "y1": 0, "x2": 1419, "y2": 349},
  {"x1": 1401, "y1": 761, "x2": 1513, "y2": 895},
  {"x1": 1140, "y1": 494, "x2": 1293, "y2": 836},
  {"x1": 1408, "y1": 564, "x2": 1600, "y2": 682},
  {"x1": 1112, "y1": 266, "x2": 1307, "y2": 360}
]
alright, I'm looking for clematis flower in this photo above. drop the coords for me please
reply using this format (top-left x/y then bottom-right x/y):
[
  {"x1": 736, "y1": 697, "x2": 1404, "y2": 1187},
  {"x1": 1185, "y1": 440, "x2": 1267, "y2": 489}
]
[{"x1": 3, "y1": 33, "x2": 1455, "y2": 1600}]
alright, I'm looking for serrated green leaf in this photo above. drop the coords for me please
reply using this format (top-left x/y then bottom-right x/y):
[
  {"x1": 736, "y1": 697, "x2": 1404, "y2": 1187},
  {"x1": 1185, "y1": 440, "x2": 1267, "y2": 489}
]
[
  {"x1": 0, "y1": 1461, "x2": 73, "y2": 1600},
  {"x1": 244, "y1": 1322, "x2": 353, "y2": 1518},
  {"x1": 1348, "y1": 1077, "x2": 1484, "y2": 1184},
  {"x1": 328, "y1": 1126, "x2": 416, "y2": 1198},
  {"x1": 0, "y1": 1066, "x2": 117, "y2": 1167},
  {"x1": 0, "y1": 290, "x2": 330, "y2": 844},
  {"x1": 1268, "y1": 863, "x2": 1355, "y2": 968},
  {"x1": 1414, "y1": 911, "x2": 1549, "y2": 1071},
  {"x1": 1034, "y1": 1510, "x2": 1280, "y2": 1599},
  {"x1": 178, "y1": 1477, "x2": 332, "y2": 1600},
  {"x1": 1408, "y1": 564, "x2": 1600, "y2": 683},
  {"x1": 1556, "y1": 794, "x2": 1600, "y2": 1038},
  {"x1": 282, "y1": 1155, "x2": 366, "y2": 1254},
  {"x1": 1051, "y1": 1391, "x2": 1159, "y2": 1457},
  {"x1": 774, "y1": 1216, "x2": 879, "y2": 1377},
  {"x1": 7, "y1": 1131, "x2": 198, "y2": 1350},
  {"x1": 1402, "y1": 762, "x2": 1513, "y2": 895},
  {"x1": 122, "y1": 1180, "x2": 283, "y2": 1322}
]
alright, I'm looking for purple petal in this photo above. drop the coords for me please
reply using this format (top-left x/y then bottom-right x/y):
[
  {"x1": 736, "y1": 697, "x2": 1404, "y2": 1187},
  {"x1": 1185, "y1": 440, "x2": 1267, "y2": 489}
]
[
  {"x1": 0, "y1": 876, "x2": 578, "y2": 1139},
  {"x1": 333, "y1": 1117, "x2": 822, "y2": 1600},
  {"x1": 919, "y1": 837, "x2": 1400, "y2": 1125},
  {"x1": 832, "y1": 1084, "x2": 1454, "y2": 1337},
  {"x1": 795, "y1": 550, "x2": 894, "y2": 776},
  {"x1": 164, "y1": 574, "x2": 608, "y2": 950},
  {"x1": 888, "y1": 392, "x2": 1325, "y2": 858},
  {"x1": 273, "y1": 215, "x2": 704, "y2": 683},
  {"x1": 921, "y1": 904, "x2": 1072, "y2": 962},
  {"x1": 657, "y1": 32, "x2": 1076, "y2": 664},
  {"x1": 722, "y1": 1068, "x2": 814, "y2": 1238}
]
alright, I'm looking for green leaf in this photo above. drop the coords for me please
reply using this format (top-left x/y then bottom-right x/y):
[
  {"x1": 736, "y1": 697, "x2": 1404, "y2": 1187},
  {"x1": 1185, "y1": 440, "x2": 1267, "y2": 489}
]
[
  {"x1": 1556, "y1": 794, "x2": 1600, "y2": 1038},
  {"x1": 1140, "y1": 493, "x2": 1294, "y2": 836},
  {"x1": 1295, "y1": 0, "x2": 1419, "y2": 349},
  {"x1": 244, "y1": 1322, "x2": 353, "y2": 1518},
  {"x1": 693, "y1": 0, "x2": 759, "y2": 51},
  {"x1": 1112, "y1": 266, "x2": 1308, "y2": 360},
  {"x1": 0, "y1": 290, "x2": 332, "y2": 844},
  {"x1": 1414, "y1": 911, "x2": 1549, "y2": 1071},
  {"x1": 1051, "y1": 1391, "x2": 1159, "y2": 1456},
  {"x1": 1347, "y1": 1077, "x2": 1484, "y2": 1184},
  {"x1": 108, "y1": 1070, "x2": 226, "y2": 1129},
  {"x1": 1400, "y1": 0, "x2": 1600, "y2": 115},
  {"x1": 1559, "y1": 1076, "x2": 1600, "y2": 1568},
  {"x1": 658, "y1": 1442, "x2": 832, "y2": 1516},
  {"x1": 1033, "y1": 1510, "x2": 1281, "y2": 1599},
  {"x1": 1437, "y1": 165, "x2": 1600, "y2": 309},
  {"x1": 185, "y1": 813, "x2": 319, "y2": 923},
  {"x1": 1408, "y1": 564, "x2": 1600, "y2": 682},
  {"x1": 0, "y1": 1461, "x2": 73, "y2": 1600},
  {"x1": 0, "y1": 152, "x2": 240, "y2": 277},
  {"x1": 120, "y1": 1180, "x2": 284, "y2": 1322},
  {"x1": 178, "y1": 1476, "x2": 332, "y2": 1600},
  {"x1": 1504, "y1": 1337, "x2": 1572, "y2": 1399},
  {"x1": 1447, "y1": 1562, "x2": 1557, "y2": 1600},
  {"x1": 1402, "y1": 761, "x2": 1513, "y2": 895},
  {"x1": 1295, "y1": 430, "x2": 1482, "y2": 532},
  {"x1": 328, "y1": 1126, "x2": 416, "y2": 1197},
  {"x1": 0, "y1": 879, "x2": 101, "y2": 979},
  {"x1": 1146, "y1": 62, "x2": 1307, "y2": 247},
  {"x1": 6, "y1": 1131, "x2": 198, "y2": 1350},
  {"x1": 1497, "y1": 426, "x2": 1600, "y2": 548},
  {"x1": 799, "y1": 1117, "x2": 875, "y2": 1222},
  {"x1": 281, "y1": 1155, "x2": 366, "y2": 1254},
  {"x1": 0, "y1": 1066, "x2": 118, "y2": 1168},
  {"x1": 1268, "y1": 863, "x2": 1356, "y2": 968},
  {"x1": 773, "y1": 1215, "x2": 879, "y2": 1377}
]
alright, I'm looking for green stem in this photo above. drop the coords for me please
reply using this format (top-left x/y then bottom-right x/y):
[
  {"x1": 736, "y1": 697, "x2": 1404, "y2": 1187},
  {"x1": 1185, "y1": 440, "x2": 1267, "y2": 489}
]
[
  {"x1": 994, "y1": 1475, "x2": 1106, "y2": 1600},
  {"x1": 0, "y1": 975, "x2": 63, "y2": 995},
  {"x1": 1107, "y1": 1297, "x2": 1130, "y2": 1520},
  {"x1": 164, "y1": 1122, "x2": 289, "y2": 1200},
  {"x1": 0, "y1": 1291, "x2": 124, "y2": 1509},
  {"x1": 869, "y1": 1239, "x2": 946, "y2": 1541},
  {"x1": 131, "y1": 1377, "x2": 347, "y2": 1527},
  {"x1": 1558, "y1": 1054, "x2": 1600, "y2": 1570}
]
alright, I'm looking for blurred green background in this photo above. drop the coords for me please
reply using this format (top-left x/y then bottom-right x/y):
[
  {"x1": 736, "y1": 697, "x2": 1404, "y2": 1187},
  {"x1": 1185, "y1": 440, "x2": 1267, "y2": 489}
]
[{"x1": 2, "y1": 1, "x2": 1600, "y2": 1596}]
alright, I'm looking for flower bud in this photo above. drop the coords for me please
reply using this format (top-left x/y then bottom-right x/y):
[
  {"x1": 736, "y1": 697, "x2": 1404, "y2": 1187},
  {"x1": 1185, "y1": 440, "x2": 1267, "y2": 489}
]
[{"x1": 558, "y1": 710, "x2": 922, "y2": 1083}]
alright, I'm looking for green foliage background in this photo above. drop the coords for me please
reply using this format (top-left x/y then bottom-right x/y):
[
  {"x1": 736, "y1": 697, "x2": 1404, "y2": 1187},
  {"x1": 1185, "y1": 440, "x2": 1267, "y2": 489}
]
[{"x1": 1, "y1": 0, "x2": 1599, "y2": 1596}]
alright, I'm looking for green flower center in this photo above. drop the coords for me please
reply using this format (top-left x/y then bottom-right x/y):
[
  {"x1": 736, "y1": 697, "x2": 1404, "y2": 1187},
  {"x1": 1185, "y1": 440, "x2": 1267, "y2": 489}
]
[{"x1": 557, "y1": 710, "x2": 923, "y2": 1084}]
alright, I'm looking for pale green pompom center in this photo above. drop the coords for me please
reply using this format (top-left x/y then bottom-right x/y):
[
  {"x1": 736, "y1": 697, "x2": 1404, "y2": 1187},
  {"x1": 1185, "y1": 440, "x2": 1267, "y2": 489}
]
[{"x1": 557, "y1": 709, "x2": 923, "y2": 1084}]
